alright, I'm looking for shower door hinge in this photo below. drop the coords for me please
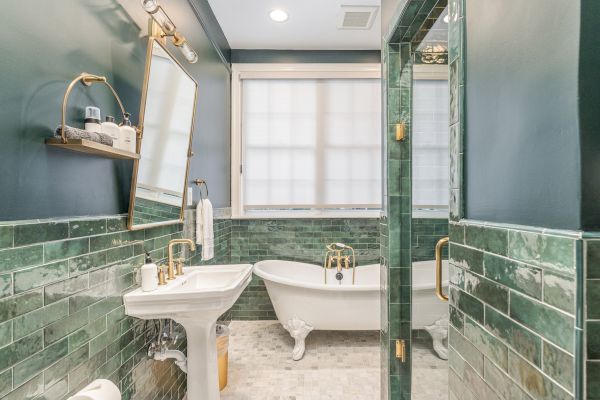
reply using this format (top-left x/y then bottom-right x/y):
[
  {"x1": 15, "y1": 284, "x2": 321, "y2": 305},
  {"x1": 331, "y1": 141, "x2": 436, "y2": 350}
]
[
  {"x1": 395, "y1": 123, "x2": 406, "y2": 141},
  {"x1": 395, "y1": 339, "x2": 406, "y2": 362}
]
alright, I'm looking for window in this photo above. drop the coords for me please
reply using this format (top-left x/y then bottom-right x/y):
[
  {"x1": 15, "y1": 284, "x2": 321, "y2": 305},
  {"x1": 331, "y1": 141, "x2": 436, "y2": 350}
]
[
  {"x1": 412, "y1": 66, "x2": 449, "y2": 213},
  {"x1": 231, "y1": 64, "x2": 382, "y2": 218}
]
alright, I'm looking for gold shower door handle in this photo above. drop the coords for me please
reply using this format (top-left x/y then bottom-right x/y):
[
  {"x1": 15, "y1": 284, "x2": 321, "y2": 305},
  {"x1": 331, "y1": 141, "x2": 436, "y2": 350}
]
[{"x1": 435, "y1": 237, "x2": 449, "y2": 302}]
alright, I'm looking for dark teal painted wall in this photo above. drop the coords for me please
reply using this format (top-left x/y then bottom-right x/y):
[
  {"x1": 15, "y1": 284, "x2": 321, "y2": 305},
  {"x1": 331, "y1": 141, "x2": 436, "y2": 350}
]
[
  {"x1": 464, "y1": 0, "x2": 582, "y2": 230},
  {"x1": 0, "y1": 0, "x2": 231, "y2": 221},
  {"x1": 579, "y1": 0, "x2": 600, "y2": 230},
  {"x1": 230, "y1": 50, "x2": 381, "y2": 63}
]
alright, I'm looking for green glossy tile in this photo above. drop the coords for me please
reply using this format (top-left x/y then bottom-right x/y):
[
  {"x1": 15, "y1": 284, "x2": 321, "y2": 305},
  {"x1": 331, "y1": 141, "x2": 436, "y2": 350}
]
[
  {"x1": 68, "y1": 251, "x2": 107, "y2": 275},
  {"x1": 485, "y1": 306, "x2": 541, "y2": 366},
  {"x1": 587, "y1": 240, "x2": 600, "y2": 279},
  {"x1": 543, "y1": 271, "x2": 574, "y2": 313},
  {"x1": 14, "y1": 222, "x2": 68, "y2": 246},
  {"x1": 449, "y1": 264, "x2": 465, "y2": 289},
  {"x1": 449, "y1": 223, "x2": 465, "y2": 244},
  {"x1": 462, "y1": 360, "x2": 502, "y2": 400},
  {"x1": 0, "y1": 244, "x2": 43, "y2": 274},
  {"x1": 0, "y1": 288, "x2": 43, "y2": 323},
  {"x1": 543, "y1": 341, "x2": 574, "y2": 391},
  {"x1": 0, "y1": 331, "x2": 43, "y2": 371},
  {"x1": 464, "y1": 271, "x2": 508, "y2": 313},
  {"x1": 106, "y1": 217, "x2": 127, "y2": 233},
  {"x1": 450, "y1": 286, "x2": 484, "y2": 324},
  {"x1": 508, "y1": 351, "x2": 572, "y2": 400},
  {"x1": 0, "y1": 225, "x2": 13, "y2": 250},
  {"x1": 44, "y1": 308, "x2": 88, "y2": 345},
  {"x1": 449, "y1": 244, "x2": 483, "y2": 274},
  {"x1": 0, "y1": 368, "x2": 11, "y2": 397},
  {"x1": 106, "y1": 245, "x2": 133, "y2": 264},
  {"x1": 483, "y1": 357, "x2": 536, "y2": 400},
  {"x1": 589, "y1": 321, "x2": 600, "y2": 359},
  {"x1": 464, "y1": 318, "x2": 508, "y2": 370},
  {"x1": 13, "y1": 300, "x2": 68, "y2": 339},
  {"x1": 1, "y1": 374, "x2": 43, "y2": 400},
  {"x1": 88, "y1": 296, "x2": 122, "y2": 321},
  {"x1": 510, "y1": 292, "x2": 574, "y2": 353},
  {"x1": 484, "y1": 253, "x2": 542, "y2": 299},
  {"x1": 0, "y1": 320, "x2": 12, "y2": 347},
  {"x1": 0, "y1": 274, "x2": 11, "y2": 298},
  {"x1": 587, "y1": 280, "x2": 600, "y2": 319},
  {"x1": 69, "y1": 219, "x2": 106, "y2": 238},
  {"x1": 13, "y1": 260, "x2": 68, "y2": 293},
  {"x1": 89, "y1": 232, "x2": 122, "y2": 252},
  {"x1": 588, "y1": 361, "x2": 600, "y2": 400},
  {"x1": 68, "y1": 316, "x2": 106, "y2": 351},
  {"x1": 540, "y1": 235, "x2": 575, "y2": 274},
  {"x1": 44, "y1": 274, "x2": 88, "y2": 304},
  {"x1": 43, "y1": 344, "x2": 89, "y2": 389},
  {"x1": 44, "y1": 238, "x2": 89, "y2": 263},
  {"x1": 508, "y1": 230, "x2": 541, "y2": 266},
  {"x1": 465, "y1": 225, "x2": 508, "y2": 256},
  {"x1": 449, "y1": 305, "x2": 464, "y2": 332},
  {"x1": 13, "y1": 338, "x2": 68, "y2": 386},
  {"x1": 449, "y1": 326, "x2": 484, "y2": 374}
]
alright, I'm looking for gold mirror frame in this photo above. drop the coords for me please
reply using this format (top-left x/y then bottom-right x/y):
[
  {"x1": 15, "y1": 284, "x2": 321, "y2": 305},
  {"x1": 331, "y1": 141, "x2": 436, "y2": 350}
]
[{"x1": 127, "y1": 35, "x2": 198, "y2": 231}]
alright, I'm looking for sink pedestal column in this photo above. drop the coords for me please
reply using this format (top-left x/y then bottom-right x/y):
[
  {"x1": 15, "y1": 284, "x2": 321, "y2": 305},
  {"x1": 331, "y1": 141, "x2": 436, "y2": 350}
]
[{"x1": 178, "y1": 319, "x2": 219, "y2": 400}]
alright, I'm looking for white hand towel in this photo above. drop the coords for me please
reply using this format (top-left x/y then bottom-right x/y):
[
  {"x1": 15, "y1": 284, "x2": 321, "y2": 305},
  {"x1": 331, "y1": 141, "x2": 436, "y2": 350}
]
[{"x1": 196, "y1": 198, "x2": 214, "y2": 261}]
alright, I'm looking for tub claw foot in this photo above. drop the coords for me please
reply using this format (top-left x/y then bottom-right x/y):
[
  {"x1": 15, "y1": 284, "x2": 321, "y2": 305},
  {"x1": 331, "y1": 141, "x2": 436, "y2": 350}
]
[
  {"x1": 283, "y1": 317, "x2": 313, "y2": 361},
  {"x1": 425, "y1": 316, "x2": 448, "y2": 360}
]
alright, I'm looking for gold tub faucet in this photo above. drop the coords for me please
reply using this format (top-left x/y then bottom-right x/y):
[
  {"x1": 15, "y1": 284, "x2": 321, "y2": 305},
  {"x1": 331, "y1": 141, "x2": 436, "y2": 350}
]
[
  {"x1": 167, "y1": 239, "x2": 196, "y2": 279},
  {"x1": 323, "y1": 243, "x2": 356, "y2": 284}
]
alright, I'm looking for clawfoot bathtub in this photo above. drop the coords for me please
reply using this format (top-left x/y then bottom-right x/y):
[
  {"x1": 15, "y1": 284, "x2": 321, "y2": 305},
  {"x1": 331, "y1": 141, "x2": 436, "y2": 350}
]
[{"x1": 253, "y1": 259, "x2": 448, "y2": 360}]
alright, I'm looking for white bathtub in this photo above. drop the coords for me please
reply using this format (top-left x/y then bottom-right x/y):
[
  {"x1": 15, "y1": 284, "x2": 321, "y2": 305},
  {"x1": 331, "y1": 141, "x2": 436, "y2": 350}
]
[{"x1": 254, "y1": 259, "x2": 449, "y2": 360}]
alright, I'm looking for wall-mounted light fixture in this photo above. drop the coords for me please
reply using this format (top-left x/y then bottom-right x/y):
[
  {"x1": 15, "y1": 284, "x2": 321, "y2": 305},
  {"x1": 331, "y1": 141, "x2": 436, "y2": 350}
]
[{"x1": 140, "y1": 0, "x2": 199, "y2": 63}]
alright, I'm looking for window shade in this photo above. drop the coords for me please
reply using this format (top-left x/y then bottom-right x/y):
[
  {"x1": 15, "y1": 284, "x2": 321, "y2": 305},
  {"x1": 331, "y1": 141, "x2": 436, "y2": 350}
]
[
  {"x1": 412, "y1": 79, "x2": 450, "y2": 208},
  {"x1": 241, "y1": 78, "x2": 382, "y2": 210}
]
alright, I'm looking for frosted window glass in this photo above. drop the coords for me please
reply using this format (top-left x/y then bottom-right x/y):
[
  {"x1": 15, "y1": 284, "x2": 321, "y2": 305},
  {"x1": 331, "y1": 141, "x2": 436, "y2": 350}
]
[
  {"x1": 242, "y1": 79, "x2": 381, "y2": 210},
  {"x1": 412, "y1": 79, "x2": 450, "y2": 208}
]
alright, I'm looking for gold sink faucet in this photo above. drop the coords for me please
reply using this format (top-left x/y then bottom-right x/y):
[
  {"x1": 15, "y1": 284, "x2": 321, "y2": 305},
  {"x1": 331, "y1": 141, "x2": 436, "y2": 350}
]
[{"x1": 167, "y1": 239, "x2": 196, "y2": 280}]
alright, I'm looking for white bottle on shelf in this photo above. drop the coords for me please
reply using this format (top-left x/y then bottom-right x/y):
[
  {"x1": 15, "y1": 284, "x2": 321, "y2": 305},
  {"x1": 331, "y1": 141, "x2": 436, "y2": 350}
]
[
  {"x1": 119, "y1": 113, "x2": 137, "y2": 153},
  {"x1": 84, "y1": 106, "x2": 102, "y2": 133},
  {"x1": 101, "y1": 115, "x2": 120, "y2": 148}
]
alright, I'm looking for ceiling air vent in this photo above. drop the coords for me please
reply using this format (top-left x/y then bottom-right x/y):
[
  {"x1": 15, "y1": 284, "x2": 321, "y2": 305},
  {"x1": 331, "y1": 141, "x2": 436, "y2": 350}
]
[{"x1": 338, "y1": 5, "x2": 379, "y2": 30}]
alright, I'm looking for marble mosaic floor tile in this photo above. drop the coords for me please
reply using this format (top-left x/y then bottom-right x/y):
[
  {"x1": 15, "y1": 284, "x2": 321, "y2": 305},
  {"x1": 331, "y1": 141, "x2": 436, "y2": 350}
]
[
  {"x1": 220, "y1": 321, "x2": 449, "y2": 400},
  {"x1": 220, "y1": 321, "x2": 380, "y2": 399},
  {"x1": 412, "y1": 337, "x2": 449, "y2": 400}
]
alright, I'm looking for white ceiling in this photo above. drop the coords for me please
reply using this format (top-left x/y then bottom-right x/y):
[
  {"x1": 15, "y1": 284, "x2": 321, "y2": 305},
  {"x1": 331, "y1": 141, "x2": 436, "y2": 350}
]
[{"x1": 207, "y1": 0, "x2": 381, "y2": 50}]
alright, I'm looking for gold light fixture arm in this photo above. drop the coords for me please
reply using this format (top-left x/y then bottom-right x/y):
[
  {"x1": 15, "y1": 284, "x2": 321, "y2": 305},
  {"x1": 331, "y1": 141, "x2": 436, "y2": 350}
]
[{"x1": 60, "y1": 73, "x2": 127, "y2": 143}]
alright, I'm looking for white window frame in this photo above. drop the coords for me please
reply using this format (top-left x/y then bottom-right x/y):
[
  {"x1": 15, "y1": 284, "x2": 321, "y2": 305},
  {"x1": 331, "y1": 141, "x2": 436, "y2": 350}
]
[
  {"x1": 411, "y1": 64, "x2": 449, "y2": 218},
  {"x1": 231, "y1": 63, "x2": 382, "y2": 219}
]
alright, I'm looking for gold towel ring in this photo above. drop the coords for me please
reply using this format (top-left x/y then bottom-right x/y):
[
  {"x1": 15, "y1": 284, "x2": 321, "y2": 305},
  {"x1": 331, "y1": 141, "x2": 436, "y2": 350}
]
[
  {"x1": 193, "y1": 179, "x2": 209, "y2": 200},
  {"x1": 60, "y1": 73, "x2": 127, "y2": 143}
]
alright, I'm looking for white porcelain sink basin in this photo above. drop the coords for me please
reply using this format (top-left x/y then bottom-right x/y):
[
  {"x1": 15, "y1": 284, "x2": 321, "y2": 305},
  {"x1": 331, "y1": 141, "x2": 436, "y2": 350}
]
[{"x1": 124, "y1": 264, "x2": 252, "y2": 400}]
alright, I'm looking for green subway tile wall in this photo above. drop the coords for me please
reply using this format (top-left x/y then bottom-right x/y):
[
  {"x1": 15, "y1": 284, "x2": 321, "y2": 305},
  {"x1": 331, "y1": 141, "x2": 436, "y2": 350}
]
[
  {"x1": 229, "y1": 218, "x2": 380, "y2": 320},
  {"x1": 0, "y1": 216, "x2": 189, "y2": 399},
  {"x1": 132, "y1": 198, "x2": 181, "y2": 226},
  {"x1": 411, "y1": 218, "x2": 448, "y2": 262},
  {"x1": 585, "y1": 239, "x2": 600, "y2": 400},
  {"x1": 448, "y1": 222, "x2": 580, "y2": 400}
]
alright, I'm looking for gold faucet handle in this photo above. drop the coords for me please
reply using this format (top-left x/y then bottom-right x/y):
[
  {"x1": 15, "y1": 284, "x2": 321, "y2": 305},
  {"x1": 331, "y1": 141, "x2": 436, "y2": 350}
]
[
  {"x1": 175, "y1": 258, "x2": 185, "y2": 276},
  {"x1": 157, "y1": 265, "x2": 167, "y2": 286}
]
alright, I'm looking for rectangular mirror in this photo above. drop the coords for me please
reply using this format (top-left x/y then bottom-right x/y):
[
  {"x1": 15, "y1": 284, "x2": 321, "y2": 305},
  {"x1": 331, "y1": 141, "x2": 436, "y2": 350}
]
[{"x1": 128, "y1": 37, "x2": 198, "y2": 230}]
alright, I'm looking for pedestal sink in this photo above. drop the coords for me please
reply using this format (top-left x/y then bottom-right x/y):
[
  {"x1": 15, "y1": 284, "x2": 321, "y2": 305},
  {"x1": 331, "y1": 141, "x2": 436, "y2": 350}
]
[{"x1": 124, "y1": 264, "x2": 253, "y2": 400}]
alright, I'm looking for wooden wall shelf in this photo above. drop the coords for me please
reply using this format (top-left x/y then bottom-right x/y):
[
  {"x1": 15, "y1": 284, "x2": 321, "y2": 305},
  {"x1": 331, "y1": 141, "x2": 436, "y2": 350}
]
[{"x1": 45, "y1": 138, "x2": 140, "y2": 160}]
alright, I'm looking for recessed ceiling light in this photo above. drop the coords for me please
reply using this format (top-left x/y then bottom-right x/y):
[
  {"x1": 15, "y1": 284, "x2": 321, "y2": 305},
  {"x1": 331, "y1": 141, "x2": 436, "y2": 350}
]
[{"x1": 269, "y1": 9, "x2": 288, "y2": 22}]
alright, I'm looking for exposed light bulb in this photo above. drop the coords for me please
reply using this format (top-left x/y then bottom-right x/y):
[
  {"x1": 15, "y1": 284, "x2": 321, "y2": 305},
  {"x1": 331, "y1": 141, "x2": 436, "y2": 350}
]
[
  {"x1": 269, "y1": 9, "x2": 288, "y2": 22},
  {"x1": 179, "y1": 42, "x2": 199, "y2": 64},
  {"x1": 141, "y1": 0, "x2": 158, "y2": 13}
]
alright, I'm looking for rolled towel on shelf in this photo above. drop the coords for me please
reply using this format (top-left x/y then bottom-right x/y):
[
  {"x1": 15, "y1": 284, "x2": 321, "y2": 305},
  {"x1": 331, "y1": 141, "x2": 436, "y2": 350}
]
[{"x1": 54, "y1": 125, "x2": 113, "y2": 146}]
